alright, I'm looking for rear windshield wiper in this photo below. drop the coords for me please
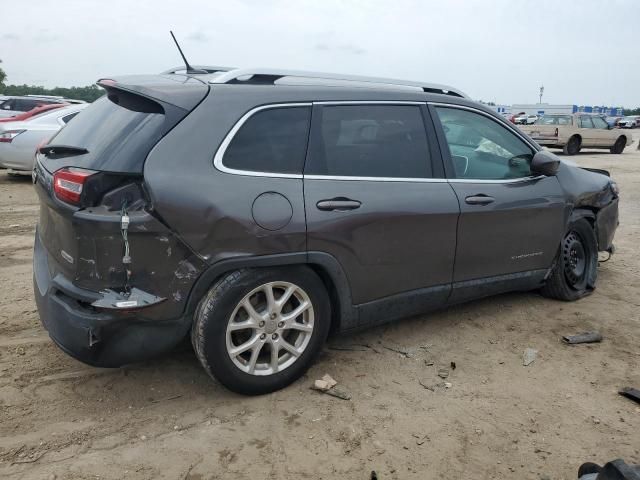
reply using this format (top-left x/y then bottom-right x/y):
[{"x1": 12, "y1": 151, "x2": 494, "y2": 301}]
[{"x1": 39, "y1": 145, "x2": 89, "y2": 158}]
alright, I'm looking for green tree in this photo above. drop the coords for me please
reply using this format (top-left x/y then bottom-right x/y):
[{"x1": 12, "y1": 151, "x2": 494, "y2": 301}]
[
  {"x1": 1, "y1": 84, "x2": 104, "y2": 103},
  {"x1": 0, "y1": 59, "x2": 7, "y2": 89}
]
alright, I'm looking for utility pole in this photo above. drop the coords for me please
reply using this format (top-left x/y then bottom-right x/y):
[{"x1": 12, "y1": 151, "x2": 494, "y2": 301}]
[{"x1": 539, "y1": 85, "x2": 544, "y2": 104}]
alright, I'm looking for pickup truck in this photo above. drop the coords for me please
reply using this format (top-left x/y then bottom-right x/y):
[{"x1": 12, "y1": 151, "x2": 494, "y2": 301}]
[{"x1": 520, "y1": 113, "x2": 632, "y2": 155}]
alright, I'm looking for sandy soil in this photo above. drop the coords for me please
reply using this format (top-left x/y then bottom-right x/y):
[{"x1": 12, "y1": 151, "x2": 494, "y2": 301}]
[{"x1": 1, "y1": 137, "x2": 639, "y2": 480}]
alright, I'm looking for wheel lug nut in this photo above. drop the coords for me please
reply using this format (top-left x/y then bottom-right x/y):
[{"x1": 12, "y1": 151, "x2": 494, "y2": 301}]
[
  {"x1": 272, "y1": 333, "x2": 278, "y2": 340},
  {"x1": 270, "y1": 313, "x2": 277, "y2": 320},
  {"x1": 259, "y1": 321, "x2": 265, "y2": 327},
  {"x1": 260, "y1": 333, "x2": 266, "y2": 340},
  {"x1": 278, "y1": 321, "x2": 284, "y2": 328}
]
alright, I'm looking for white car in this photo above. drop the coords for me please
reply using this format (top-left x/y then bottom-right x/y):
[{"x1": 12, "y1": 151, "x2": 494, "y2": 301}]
[
  {"x1": 0, "y1": 103, "x2": 89, "y2": 174},
  {"x1": 514, "y1": 114, "x2": 538, "y2": 125},
  {"x1": 618, "y1": 116, "x2": 640, "y2": 128}
]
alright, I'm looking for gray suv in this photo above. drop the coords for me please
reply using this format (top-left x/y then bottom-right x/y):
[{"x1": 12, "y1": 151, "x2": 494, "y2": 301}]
[{"x1": 32, "y1": 67, "x2": 619, "y2": 394}]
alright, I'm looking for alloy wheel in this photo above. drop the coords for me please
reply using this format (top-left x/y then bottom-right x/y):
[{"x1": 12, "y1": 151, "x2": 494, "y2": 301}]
[{"x1": 225, "y1": 281, "x2": 314, "y2": 376}]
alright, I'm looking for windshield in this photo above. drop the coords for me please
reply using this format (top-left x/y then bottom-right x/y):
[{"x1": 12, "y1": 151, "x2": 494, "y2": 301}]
[{"x1": 535, "y1": 115, "x2": 571, "y2": 125}]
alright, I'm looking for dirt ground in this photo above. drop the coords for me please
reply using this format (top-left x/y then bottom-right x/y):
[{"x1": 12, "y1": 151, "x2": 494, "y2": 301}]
[{"x1": 1, "y1": 137, "x2": 639, "y2": 480}]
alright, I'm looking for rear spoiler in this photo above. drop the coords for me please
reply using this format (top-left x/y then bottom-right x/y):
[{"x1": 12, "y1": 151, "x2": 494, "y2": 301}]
[{"x1": 97, "y1": 74, "x2": 209, "y2": 112}]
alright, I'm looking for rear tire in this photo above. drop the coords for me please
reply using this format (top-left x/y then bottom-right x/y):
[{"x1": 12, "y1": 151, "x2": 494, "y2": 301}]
[
  {"x1": 540, "y1": 218, "x2": 598, "y2": 301},
  {"x1": 563, "y1": 136, "x2": 581, "y2": 155},
  {"x1": 191, "y1": 267, "x2": 330, "y2": 395},
  {"x1": 610, "y1": 136, "x2": 626, "y2": 154}
]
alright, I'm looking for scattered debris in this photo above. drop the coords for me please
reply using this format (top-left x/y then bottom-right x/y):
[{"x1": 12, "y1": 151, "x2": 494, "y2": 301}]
[
  {"x1": 437, "y1": 368, "x2": 449, "y2": 379},
  {"x1": 325, "y1": 388, "x2": 351, "y2": 401},
  {"x1": 450, "y1": 361, "x2": 456, "y2": 370},
  {"x1": 382, "y1": 344, "x2": 413, "y2": 357},
  {"x1": 150, "y1": 394, "x2": 182, "y2": 404},
  {"x1": 619, "y1": 387, "x2": 640, "y2": 405},
  {"x1": 562, "y1": 331, "x2": 603, "y2": 344},
  {"x1": 523, "y1": 348, "x2": 538, "y2": 366},
  {"x1": 328, "y1": 344, "x2": 371, "y2": 352},
  {"x1": 413, "y1": 433, "x2": 429, "y2": 445},
  {"x1": 419, "y1": 379, "x2": 451, "y2": 391},
  {"x1": 321, "y1": 374, "x2": 337, "y2": 388},
  {"x1": 312, "y1": 379, "x2": 332, "y2": 392},
  {"x1": 311, "y1": 374, "x2": 350, "y2": 400},
  {"x1": 425, "y1": 360, "x2": 434, "y2": 366},
  {"x1": 15, "y1": 346, "x2": 25, "y2": 356}
]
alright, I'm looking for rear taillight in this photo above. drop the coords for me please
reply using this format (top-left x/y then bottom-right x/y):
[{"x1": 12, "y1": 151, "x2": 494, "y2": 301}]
[
  {"x1": 53, "y1": 168, "x2": 96, "y2": 205},
  {"x1": 554, "y1": 128, "x2": 558, "y2": 137},
  {"x1": 0, "y1": 129, "x2": 25, "y2": 143}
]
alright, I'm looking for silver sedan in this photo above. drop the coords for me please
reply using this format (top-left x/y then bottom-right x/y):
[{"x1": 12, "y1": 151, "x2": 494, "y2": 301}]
[{"x1": 0, "y1": 103, "x2": 89, "y2": 174}]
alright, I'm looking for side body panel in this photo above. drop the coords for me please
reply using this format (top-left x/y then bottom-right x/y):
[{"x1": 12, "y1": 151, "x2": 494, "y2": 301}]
[{"x1": 304, "y1": 178, "x2": 459, "y2": 305}]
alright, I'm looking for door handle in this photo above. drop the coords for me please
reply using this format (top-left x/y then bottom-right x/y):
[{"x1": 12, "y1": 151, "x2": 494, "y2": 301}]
[
  {"x1": 465, "y1": 195, "x2": 495, "y2": 205},
  {"x1": 316, "y1": 198, "x2": 362, "y2": 211}
]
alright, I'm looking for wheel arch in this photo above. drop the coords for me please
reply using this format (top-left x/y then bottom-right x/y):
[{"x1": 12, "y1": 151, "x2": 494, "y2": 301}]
[{"x1": 184, "y1": 252, "x2": 356, "y2": 333}]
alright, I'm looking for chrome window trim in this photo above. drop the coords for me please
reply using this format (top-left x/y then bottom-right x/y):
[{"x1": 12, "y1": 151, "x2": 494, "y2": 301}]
[
  {"x1": 214, "y1": 100, "x2": 546, "y2": 185},
  {"x1": 213, "y1": 102, "x2": 312, "y2": 179},
  {"x1": 304, "y1": 175, "x2": 446, "y2": 183},
  {"x1": 314, "y1": 100, "x2": 426, "y2": 106},
  {"x1": 448, "y1": 175, "x2": 546, "y2": 184}
]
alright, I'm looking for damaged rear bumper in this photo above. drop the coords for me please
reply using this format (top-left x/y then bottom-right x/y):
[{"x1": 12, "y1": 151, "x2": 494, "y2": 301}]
[{"x1": 33, "y1": 233, "x2": 191, "y2": 367}]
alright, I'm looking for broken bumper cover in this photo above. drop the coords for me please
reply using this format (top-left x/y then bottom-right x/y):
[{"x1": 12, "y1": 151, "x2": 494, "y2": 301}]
[{"x1": 33, "y1": 234, "x2": 191, "y2": 368}]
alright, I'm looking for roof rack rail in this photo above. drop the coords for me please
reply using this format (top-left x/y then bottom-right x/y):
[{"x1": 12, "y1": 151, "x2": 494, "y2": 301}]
[
  {"x1": 209, "y1": 68, "x2": 467, "y2": 98},
  {"x1": 162, "y1": 65, "x2": 235, "y2": 75}
]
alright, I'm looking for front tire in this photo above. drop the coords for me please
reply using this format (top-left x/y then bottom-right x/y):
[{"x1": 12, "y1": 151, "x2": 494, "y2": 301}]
[
  {"x1": 563, "y1": 135, "x2": 581, "y2": 155},
  {"x1": 541, "y1": 218, "x2": 598, "y2": 301},
  {"x1": 191, "y1": 267, "x2": 330, "y2": 395}
]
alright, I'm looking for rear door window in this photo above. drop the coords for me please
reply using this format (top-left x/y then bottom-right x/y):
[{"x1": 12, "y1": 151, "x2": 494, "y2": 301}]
[
  {"x1": 579, "y1": 116, "x2": 594, "y2": 128},
  {"x1": 306, "y1": 104, "x2": 432, "y2": 178},
  {"x1": 221, "y1": 107, "x2": 311, "y2": 174}
]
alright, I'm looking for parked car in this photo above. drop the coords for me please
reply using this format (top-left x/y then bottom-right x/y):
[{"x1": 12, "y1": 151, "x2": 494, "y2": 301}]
[
  {"x1": 605, "y1": 116, "x2": 623, "y2": 128},
  {"x1": 0, "y1": 95, "x2": 84, "y2": 119},
  {"x1": 520, "y1": 113, "x2": 632, "y2": 155},
  {"x1": 508, "y1": 112, "x2": 525, "y2": 124},
  {"x1": 618, "y1": 116, "x2": 640, "y2": 128},
  {"x1": 0, "y1": 103, "x2": 88, "y2": 174},
  {"x1": 514, "y1": 114, "x2": 538, "y2": 125},
  {"x1": 0, "y1": 103, "x2": 68, "y2": 123},
  {"x1": 32, "y1": 68, "x2": 619, "y2": 394}
]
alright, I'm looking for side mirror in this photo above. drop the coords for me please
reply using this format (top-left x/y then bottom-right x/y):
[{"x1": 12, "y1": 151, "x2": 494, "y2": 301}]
[{"x1": 531, "y1": 150, "x2": 560, "y2": 176}]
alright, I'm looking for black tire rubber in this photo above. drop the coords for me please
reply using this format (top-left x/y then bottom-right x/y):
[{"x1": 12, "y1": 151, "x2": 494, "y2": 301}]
[
  {"x1": 610, "y1": 136, "x2": 626, "y2": 154},
  {"x1": 563, "y1": 136, "x2": 581, "y2": 155},
  {"x1": 191, "y1": 267, "x2": 330, "y2": 395},
  {"x1": 540, "y1": 218, "x2": 598, "y2": 301}
]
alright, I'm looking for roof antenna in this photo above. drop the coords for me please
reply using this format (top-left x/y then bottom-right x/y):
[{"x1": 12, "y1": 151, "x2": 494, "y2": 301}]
[{"x1": 169, "y1": 31, "x2": 206, "y2": 74}]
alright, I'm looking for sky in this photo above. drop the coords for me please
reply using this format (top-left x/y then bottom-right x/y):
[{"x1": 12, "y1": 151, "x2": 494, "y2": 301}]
[{"x1": 1, "y1": 0, "x2": 638, "y2": 106}]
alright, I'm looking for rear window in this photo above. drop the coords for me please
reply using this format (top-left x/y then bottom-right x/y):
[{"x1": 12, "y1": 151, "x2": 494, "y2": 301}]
[
  {"x1": 535, "y1": 115, "x2": 571, "y2": 125},
  {"x1": 47, "y1": 94, "x2": 166, "y2": 172},
  {"x1": 221, "y1": 107, "x2": 311, "y2": 174}
]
